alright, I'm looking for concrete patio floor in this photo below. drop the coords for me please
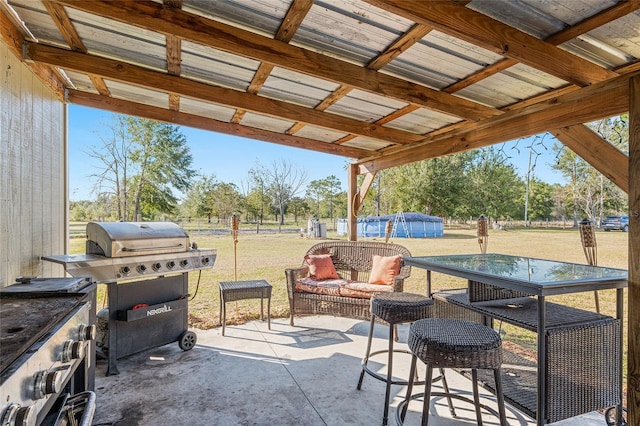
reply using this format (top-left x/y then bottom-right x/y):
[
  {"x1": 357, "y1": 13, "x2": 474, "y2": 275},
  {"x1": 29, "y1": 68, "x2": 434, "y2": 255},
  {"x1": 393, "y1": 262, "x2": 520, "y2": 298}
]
[{"x1": 92, "y1": 316, "x2": 607, "y2": 425}]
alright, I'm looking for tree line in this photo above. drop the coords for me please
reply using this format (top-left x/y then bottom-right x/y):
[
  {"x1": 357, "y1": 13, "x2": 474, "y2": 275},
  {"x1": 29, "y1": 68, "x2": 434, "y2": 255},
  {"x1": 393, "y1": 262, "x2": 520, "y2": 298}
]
[{"x1": 70, "y1": 115, "x2": 629, "y2": 227}]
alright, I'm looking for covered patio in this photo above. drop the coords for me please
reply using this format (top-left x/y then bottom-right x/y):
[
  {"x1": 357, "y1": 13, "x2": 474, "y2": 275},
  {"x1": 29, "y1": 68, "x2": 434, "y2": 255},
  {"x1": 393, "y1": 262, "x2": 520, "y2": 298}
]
[
  {"x1": 1, "y1": 0, "x2": 638, "y2": 424},
  {"x1": 92, "y1": 315, "x2": 605, "y2": 426}
]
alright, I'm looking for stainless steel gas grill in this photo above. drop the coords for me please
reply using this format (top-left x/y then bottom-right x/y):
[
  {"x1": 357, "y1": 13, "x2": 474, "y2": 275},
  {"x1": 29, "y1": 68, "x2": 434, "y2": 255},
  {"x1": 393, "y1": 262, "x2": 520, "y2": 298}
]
[
  {"x1": 44, "y1": 222, "x2": 215, "y2": 284},
  {"x1": 43, "y1": 222, "x2": 217, "y2": 376}
]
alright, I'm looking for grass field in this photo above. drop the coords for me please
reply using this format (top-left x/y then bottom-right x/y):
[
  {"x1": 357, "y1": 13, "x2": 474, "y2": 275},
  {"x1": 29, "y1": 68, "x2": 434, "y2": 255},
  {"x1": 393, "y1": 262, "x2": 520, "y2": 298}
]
[{"x1": 68, "y1": 224, "x2": 629, "y2": 382}]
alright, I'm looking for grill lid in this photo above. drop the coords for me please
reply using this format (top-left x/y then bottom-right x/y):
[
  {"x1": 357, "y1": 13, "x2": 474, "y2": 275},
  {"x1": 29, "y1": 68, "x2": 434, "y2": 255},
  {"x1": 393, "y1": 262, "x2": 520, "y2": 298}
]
[{"x1": 86, "y1": 222, "x2": 190, "y2": 258}]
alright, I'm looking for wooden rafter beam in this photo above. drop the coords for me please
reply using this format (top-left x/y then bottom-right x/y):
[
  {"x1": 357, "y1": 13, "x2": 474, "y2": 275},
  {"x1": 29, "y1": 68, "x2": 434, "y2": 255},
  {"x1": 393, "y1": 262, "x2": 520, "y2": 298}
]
[
  {"x1": 0, "y1": 7, "x2": 65, "y2": 100},
  {"x1": 367, "y1": 23, "x2": 433, "y2": 71},
  {"x1": 54, "y1": 0, "x2": 499, "y2": 121},
  {"x1": 42, "y1": 0, "x2": 84, "y2": 51},
  {"x1": 25, "y1": 42, "x2": 424, "y2": 146},
  {"x1": 166, "y1": 34, "x2": 181, "y2": 110},
  {"x1": 553, "y1": 125, "x2": 629, "y2": 192},
  {"x1": 68, "y1": 90, "x2": 373, "y2": 159},
  {"x1": 163, "y1": 0, "x2": 182, "y2": 111},
  {"x1": 245, "y1": 0, "x2": 313, "y2": 120},
  {"x1": 357, "y1": 70, "x2": 635, "y2": 173},
  {"x1": 42, "y1": 0, "x2": 110, "y2": 96},
  {"x1": 248, "y1": 0, "x2": 313, "y2": 93},
  {"x1": 368, "y1": 0, "x2": 618, "y2": 87},
  {"x1": 357, "y1": 172, "x2": 376, "y2": 212},
  {"x1": 443, "y1": 0, "x2": 640, "y2": 94}
]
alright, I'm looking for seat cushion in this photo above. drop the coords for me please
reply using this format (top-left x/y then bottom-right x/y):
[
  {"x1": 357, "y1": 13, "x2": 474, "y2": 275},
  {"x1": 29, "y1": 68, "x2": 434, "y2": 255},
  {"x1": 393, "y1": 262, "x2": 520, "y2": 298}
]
[
  {"x1": 295, "y1": 277, "x2": 343, "y2": 296},
  {"x1": 295, "y1": 278, "x2": 392, "y2": 299},
  {"x1": 339, "y1": 282, "x2": 393, "y2": 299}
]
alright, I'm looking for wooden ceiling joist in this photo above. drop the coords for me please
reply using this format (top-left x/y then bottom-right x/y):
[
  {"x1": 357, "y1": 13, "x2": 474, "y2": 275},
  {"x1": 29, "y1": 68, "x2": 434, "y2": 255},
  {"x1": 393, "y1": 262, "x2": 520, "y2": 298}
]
[
  {"x1": 43, "y1": 0, "x2": 110, "y2": 96},
  {"x1": 2, "y1": 0, "x2": 634, "y2": 190},
  {"x1": 369, "y1": 0, "x2": 618, "y2": 86},
  {"x1": 553, "y1": 125, "x2": 629, "y2": 192},
  {"x1": 53, "y1": 0, "x2": 499, "y2": 122},
  {"x1": 68, "y1": 90, "x2": 373, "y2": 159},
  {"x1": 24, "y1": 42, "x2": 424, "y2": 147},
  {"x1": 0, "y1": 7, "x2": 65, "y2": 100},
  {"x1": 357, "y1": 70, "x2": 635, "y2": 173},
  {"x1": 443, "y1": 0, "x2": 640, "y2": 95}
]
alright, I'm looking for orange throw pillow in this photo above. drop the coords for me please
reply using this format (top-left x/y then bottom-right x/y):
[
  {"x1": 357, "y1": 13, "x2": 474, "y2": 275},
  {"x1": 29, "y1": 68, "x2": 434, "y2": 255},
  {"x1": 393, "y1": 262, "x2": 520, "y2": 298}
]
[
  {"x1": 368, "y1": 255, "x2": 401, "y2": 285},
  {"x1": 304, "y1": 254, "x2": 339, "y2": 280}
]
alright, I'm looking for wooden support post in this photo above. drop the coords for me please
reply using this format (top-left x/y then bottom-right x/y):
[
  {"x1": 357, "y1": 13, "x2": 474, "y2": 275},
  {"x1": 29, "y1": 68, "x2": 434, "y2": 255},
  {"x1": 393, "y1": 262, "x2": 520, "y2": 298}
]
[
  {"x1": 348, "y1": 163, "x2": 358, "y2": 241},
  {"x1": 628, "y1": 75, "x2": 640, "y2": 426}
]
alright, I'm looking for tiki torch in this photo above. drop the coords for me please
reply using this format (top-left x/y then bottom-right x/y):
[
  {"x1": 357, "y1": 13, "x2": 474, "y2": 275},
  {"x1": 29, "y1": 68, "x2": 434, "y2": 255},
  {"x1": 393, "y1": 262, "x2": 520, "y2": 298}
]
[
  {"x1": 579, "y1": 218, "x2": 600, "y2": 312},
  {"x1": 384, "y1": 220, "x2": 393, "y2": 243},
  {"x1": 231, "y1": 213, "x2": 240, "y2": 281},
  {"x1": 477, "y1": 215, "x2": 489, "y2": 254}
]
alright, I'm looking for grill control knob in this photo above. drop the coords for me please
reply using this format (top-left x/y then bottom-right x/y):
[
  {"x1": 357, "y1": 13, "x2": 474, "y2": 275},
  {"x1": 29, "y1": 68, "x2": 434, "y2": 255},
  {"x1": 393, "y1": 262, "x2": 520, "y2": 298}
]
[
  {"x1": 120, "y1": 266, "x2": 131, "y2": 275},
  {"x1": 79, "y1": 324, "x2": 96, "y2": 341},
  {"x1": 34, "y1": 370, "x2": 63, "y2": 399},
  {"x1": 1, "y1": 403, "x2": 34, "y2": 426},
  {"x1": 137, "y1": 264, "x2": 147, "y2": 273},
  {"x1": 152, "y1": 262, "x2": 162, "y2": 271},
  {"x1": 180, "y1": 260, "x2": 189, "y2": 268},
  {"x1": 61, "y1": 340, "x2": 84, "y2": 363},
  {"x1": 14, "y1": 405, "x2": 34, "y2": 426},
  {"x1": 201, "y1": 257, "x2": 210, "y2": 265},
  {"x1": 166, "y1": 261, "x2": 176, "y2": 270}
]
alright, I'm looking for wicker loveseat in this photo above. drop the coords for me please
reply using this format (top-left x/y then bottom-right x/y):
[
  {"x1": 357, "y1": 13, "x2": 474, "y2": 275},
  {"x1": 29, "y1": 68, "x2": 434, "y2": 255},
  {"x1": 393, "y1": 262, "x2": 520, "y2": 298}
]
[{"x1": 285, "y1": 241, "x2": 411, "y2": 326}]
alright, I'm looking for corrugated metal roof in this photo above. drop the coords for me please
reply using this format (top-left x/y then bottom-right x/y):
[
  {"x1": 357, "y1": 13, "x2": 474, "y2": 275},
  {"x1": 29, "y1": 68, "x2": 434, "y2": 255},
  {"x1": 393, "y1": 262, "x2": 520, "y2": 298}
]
[
  {"x1": 181, "y1": 41, "x2": 259, "y2": 91},
  {"x1": 241, "y1": 111, "x2": 296, "y2": 133},
  {"x1": 180, "y1": 97, "x2": 238, "y2": 122},
  {"x1": 3, "y1": 0, "x2": 638, "y2": 168},
  {"x1": 292, "y1": 124, "x2": 348, "y2": 143},
  {"x1": 261, "y1": 67, "x2": 340, "y2": 108},
  {"x1": 326, "y1": 89, "x2": 407, "y2": 122},
  {"x1": 292, "y1": 0, "x2": 413, "y2": 65}
]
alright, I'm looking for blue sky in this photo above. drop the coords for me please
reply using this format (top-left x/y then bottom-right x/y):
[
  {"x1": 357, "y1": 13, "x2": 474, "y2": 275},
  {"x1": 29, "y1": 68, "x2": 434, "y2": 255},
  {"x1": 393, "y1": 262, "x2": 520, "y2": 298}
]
[{"x1": 67, "y1": 104, "x2": 566, "y2": 201}]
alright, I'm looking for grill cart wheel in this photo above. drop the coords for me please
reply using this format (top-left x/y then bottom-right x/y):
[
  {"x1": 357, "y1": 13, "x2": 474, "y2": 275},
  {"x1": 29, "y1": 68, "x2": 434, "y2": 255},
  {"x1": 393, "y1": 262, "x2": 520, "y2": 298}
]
[
  {"x1": 605, "y1": 405, "x2": 627, "y2": 426},
  {"x1": 179, "y1": 331, "x2": 197, "y2": 351}
]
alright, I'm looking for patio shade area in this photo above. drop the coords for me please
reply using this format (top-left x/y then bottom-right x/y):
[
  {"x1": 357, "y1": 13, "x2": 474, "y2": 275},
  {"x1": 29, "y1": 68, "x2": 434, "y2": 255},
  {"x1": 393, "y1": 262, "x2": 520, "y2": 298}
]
[
  {"x1": 1, "y1": 1, "x2": 639, "y2": 422},
  {"x1": 92, "y1": 316, "x2": 606, "y2": 426}
]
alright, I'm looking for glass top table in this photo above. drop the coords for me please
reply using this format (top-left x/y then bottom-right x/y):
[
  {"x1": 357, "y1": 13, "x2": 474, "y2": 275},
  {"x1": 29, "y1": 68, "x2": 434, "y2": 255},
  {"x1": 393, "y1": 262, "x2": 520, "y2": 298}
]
[
  {"x1": 403, "y1": 253, "x2": 628, "y2": 425},
  {"x1": 404, "y1": 253, "x2": 628, "y2": 296}
]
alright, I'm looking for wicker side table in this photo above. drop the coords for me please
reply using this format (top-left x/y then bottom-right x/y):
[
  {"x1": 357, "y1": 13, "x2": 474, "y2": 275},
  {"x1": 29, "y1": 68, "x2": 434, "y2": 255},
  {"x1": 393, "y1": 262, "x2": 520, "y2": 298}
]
[{"x1": 219, "y1": 280, "x2": 272, "y2": 336}]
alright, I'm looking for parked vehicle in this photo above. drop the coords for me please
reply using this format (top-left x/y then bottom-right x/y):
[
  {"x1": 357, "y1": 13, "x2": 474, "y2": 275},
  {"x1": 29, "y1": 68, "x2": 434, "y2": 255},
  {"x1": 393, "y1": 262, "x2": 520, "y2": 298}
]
[{"x1": 601, "y1": 216, "x2": 629, "y2": 232}]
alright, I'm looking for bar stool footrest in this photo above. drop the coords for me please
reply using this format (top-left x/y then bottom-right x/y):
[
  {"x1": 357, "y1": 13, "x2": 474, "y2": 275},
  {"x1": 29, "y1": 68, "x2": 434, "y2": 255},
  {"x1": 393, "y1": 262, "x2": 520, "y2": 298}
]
[
  {"x1": 395, "y1": 391, "x2": 502, "y2": 425},
  {"x1": 361, "y1": 348, "x2": 426, "y2": 386}
]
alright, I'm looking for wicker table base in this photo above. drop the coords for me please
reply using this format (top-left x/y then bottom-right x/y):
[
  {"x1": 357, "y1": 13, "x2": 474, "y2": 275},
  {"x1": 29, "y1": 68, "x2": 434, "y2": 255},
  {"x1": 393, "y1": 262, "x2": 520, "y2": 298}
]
[{"x1": 219, "y1": 280, "x2": 272, "y2": 336}]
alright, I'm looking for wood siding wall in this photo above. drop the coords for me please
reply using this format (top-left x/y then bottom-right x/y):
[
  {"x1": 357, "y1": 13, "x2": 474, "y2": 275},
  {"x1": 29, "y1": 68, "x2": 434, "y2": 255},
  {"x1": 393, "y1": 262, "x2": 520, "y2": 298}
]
[{"x1": 1, "y1": 42, "x2": 66, "y2": 286}]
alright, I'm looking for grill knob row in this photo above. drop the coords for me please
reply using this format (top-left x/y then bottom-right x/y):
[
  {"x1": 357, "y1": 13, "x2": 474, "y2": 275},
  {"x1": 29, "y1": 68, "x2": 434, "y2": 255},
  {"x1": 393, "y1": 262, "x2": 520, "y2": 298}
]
[{"x1": 117, "y1": 257, "x2": 207, "y2": 277}]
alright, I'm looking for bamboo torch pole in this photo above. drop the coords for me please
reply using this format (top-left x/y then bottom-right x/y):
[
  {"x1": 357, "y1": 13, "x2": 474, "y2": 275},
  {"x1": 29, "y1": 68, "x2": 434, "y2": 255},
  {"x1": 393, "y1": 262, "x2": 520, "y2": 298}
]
[
  {"x1": 477, "y1": 215, "x2": 489, "y2": 254},
  {"x1": 579, "y1": 218, "x2": 600, "y2": 313},
  {"x1": 384, "y1": 220, "x2": 393, "y2": 243},
  {"x1": 232, "y1": 214, "x2": 240, "y2": 282}
]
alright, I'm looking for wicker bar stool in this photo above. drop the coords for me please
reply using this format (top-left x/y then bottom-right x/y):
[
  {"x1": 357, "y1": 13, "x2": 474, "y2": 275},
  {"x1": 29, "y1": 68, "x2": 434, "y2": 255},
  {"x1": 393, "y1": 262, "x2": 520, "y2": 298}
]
[
  {"x1": 397, "y1": 318, "x2": 507, "y2": 426},
  {"x1": 357, "y1": 292, "x2": 453, "y2": 426}
]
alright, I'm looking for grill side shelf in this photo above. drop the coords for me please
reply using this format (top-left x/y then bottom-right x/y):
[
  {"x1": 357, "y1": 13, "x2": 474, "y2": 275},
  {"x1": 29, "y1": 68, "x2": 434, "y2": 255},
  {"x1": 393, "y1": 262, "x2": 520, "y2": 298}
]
[{"x1": 116, "y1": 298, "x2": 187, "y2": 322}]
